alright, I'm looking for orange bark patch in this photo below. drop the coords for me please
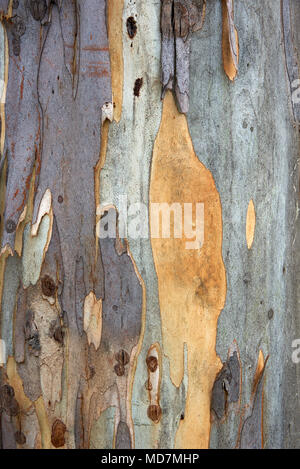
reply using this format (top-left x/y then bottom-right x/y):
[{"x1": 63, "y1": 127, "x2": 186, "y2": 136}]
[
  {"x1": 246, "y1": 199, "x2": 256, "y2": 249},
  {"x1": 150, "y1": 92, "x2": 226, "y2": 448}
]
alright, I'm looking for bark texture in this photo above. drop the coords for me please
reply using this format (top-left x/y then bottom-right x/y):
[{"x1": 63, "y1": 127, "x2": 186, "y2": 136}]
[{"x1": 0, "y1": 0, "x2": 299, "y2": 449}]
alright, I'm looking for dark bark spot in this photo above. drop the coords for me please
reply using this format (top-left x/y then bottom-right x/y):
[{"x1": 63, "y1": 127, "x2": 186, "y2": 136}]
[
  {"x1": 268, "y1": 309, "x2": 274, "y2": 320},
  {"x1": 115, "y1": 349, "x2": 130, "y2": 366},
  {"x1": 53, "y1": 326, "x2": 64, "y2": 343},
  {"x1": 114, "y1": 363, "x2": 125, "y2": 376},
  {"x1": 27, "y1": 332, "x2": 41, "y2": 355},
  {"x1": 0, "y1": 385, "x2": 19, "y2": 417},
  {"x1": 15, "y1": 431, "x2": 26, "y2": 445},
  {"x1": 12, "y1": 35, "x2": 21, "y2": 55},
  {"x1": 57, "y1": 195, "x2": 63, "y2": 204},
  {"x1": 41, "y1": 275, "x2": 56, "y2": 297},
  {"x1": 146, "y1": 356, "x2": 158, "y2": 372},
  {"x1": 5, "y1": 219, "x2": 16, "y2": 233},
  {"x1": 0, "y1": 384, "x2": 15, "y2": 401},
  {"x1": 134, "y1": 78, "x2": 143, "y2": 97},
  {"x1": 147, "y1": 404, "x2": 162, "y2": 423},
  {"x1": 49, "y1": 320, "x2": 64, "y2": 344},
  {"x1": 13, "y1": 16, "x2": 26, "y2": 37},
  {"x1": 211, "y1": 351, "x2": 240, "y2": 420},
  {"x1": 9, "y1": 15, "x2": 25, "y2": 56},
  {"x1": 126, "y1": 17, "x2": 137, "y2": 39},
  {"x1": 28, "y1": 0, "x2": 47, "y2": 22},
  {"x1": 6, "y1": 399, "x2": 19, "y2": 417},
  {"x1": 51, "y1": 419, "x2": 66, "y2": 448},
  {"x1": 24, "y1": 310, "x2": 41, "y2": 356}
]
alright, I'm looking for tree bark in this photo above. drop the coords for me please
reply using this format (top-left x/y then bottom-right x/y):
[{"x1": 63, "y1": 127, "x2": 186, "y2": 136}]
[{"x1": 0, "y1": 0, "x2": 299, "y2": 449}]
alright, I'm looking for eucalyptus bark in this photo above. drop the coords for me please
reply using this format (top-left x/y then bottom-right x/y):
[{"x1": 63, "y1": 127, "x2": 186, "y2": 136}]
[{"x1": 0, "y1": 0, "x2": 299, "y2": 449}]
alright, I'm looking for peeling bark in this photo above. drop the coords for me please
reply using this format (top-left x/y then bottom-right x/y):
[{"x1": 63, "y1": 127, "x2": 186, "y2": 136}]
[
  {"x1": 161, "y1": 0, "x2": 206, "y2": 113},
  {"x1": 238, "y1": 353, "x2": 268, "y2": 449},
  {"x1": 0, "y1": 0, "x2": 299, "y2": 450},
  {"x1": 222, "y1": 0, "x2": 239, "y2": 80},
  {"x1": 211, "y1": 341, "x2": 241, "y2": 422}
]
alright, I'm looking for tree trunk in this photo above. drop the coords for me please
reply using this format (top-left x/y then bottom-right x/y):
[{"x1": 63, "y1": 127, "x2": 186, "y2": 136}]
[{"x1": 0, "y1": 0, "x2": 299, "y2": 449}]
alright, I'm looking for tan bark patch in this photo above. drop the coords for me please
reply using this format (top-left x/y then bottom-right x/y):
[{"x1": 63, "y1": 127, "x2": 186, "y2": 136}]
[
  {"x1": 34, "y1": 396, "x2": 51, "y2": 449},
  {"x1": 246, "y1": 199, "x2": 256, "y2": 250},
  {"x1": 6, "y1": 356, "x2": 32, "y2": 412},
  {"x1": 150, "y1": 91, "x2": 226, "y2": 448},
  {"x1": 83, "y1": 292, "x2": 102, "y2": 350}
]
